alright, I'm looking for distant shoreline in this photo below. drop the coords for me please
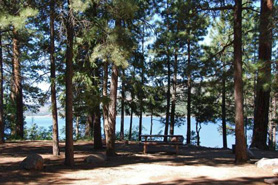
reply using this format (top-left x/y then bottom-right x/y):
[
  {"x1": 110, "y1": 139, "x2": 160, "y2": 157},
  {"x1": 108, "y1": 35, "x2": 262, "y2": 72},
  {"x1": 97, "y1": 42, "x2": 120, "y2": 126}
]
[{"x1": 25, "y1": 115, "x2": 167, "y2": 119}]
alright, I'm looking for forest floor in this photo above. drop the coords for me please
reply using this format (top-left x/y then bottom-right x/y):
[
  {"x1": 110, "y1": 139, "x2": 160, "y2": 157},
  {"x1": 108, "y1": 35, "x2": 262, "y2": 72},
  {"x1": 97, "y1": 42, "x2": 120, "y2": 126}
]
[{"x1": 0, "y1": 140, "x2": 277, "y2": 185}]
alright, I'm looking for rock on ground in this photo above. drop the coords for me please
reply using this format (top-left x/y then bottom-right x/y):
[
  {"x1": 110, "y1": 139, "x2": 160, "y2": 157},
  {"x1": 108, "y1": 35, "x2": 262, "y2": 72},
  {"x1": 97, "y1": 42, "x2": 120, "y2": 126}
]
[
  {"x1": 256, "y1": 158, "x2": 278, "y2": 168},
  {"x1": 84, "y1": 153, "x2": 107, "y2": 164},
  {"x1": 264, "y1": 178, "x2": 278, "y2": 184},
  {"x1": 20, "y1": 153, "x2": 44, "y2": 170}
]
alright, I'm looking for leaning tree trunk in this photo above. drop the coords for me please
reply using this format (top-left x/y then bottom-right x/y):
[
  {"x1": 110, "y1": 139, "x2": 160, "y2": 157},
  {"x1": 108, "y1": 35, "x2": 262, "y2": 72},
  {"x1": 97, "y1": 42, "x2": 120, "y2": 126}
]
[
  {"x1": 64, "y1": 0, "x2": 74, "y2": 166},
  {"x1": 105, "y1": 64, "x2": 118, "y2": 156},
  {"x1": 0, "y1": 31, "x2": 4, "y2": 143},
  {"x1": 12, "y1": 28, "x2": 24, "y2": 139},
  {"x1": 50, "y1": 0, "x2": 59, "y2": 156},
  {"x1": 234, "y1": 0, "x2": 248, "y2": 164},
  {"x1": 251, "y1": 0, "x2": 273, "y2": 150}
]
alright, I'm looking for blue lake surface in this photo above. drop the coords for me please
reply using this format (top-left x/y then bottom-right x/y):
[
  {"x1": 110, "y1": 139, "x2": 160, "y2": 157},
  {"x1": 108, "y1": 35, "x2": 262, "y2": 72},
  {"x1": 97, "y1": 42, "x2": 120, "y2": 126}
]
[{"x1": 25, "y1": 116, "x2": 254, "y2": 149}]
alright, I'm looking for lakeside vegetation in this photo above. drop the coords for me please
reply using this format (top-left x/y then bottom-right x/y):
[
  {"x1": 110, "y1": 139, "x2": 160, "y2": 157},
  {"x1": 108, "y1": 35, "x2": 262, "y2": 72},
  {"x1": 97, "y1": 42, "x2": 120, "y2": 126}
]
[{"x1": 0, "y1": 0, "x2": 277, "y2": 166}]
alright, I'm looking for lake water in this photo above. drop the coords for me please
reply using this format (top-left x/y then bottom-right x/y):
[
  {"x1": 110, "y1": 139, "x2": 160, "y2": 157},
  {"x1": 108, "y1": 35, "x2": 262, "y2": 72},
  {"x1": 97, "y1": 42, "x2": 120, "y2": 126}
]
[{"x1": 25, "y1": 116, "x2": 254, "y2": 149}]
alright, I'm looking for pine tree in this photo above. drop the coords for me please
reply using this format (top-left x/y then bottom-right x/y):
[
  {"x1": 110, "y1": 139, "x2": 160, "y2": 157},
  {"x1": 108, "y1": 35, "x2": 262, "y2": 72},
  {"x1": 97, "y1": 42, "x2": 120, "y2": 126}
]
[
  {"x1": 0, "y1": 1, "x2": 39, "y2": 139},
  {"x1": 234, "y1": 0, "x2": 248, "y2": 163},
  {"x1": 65, "y1": 0, "x2": 74, "y2": 166},
  {"x1": 251, "y1": 0, "x2": 274, "y2": 150},
  {"x1": 50, "y1": 0, "x2": 60, "y2": 156}
]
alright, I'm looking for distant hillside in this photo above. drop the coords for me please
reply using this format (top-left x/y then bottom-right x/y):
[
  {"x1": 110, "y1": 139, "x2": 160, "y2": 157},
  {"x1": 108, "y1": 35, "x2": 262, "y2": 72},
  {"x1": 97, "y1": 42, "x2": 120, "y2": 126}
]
[{"x1": 25, "y1": 103, "x2": 51, "y2": 117}]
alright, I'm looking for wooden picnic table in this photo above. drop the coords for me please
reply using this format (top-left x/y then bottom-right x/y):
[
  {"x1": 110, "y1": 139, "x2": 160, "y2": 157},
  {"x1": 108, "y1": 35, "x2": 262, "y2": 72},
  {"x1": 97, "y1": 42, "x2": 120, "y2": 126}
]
[{"x1": 140, "y1": 135, "x2": 184, "y2": 154}]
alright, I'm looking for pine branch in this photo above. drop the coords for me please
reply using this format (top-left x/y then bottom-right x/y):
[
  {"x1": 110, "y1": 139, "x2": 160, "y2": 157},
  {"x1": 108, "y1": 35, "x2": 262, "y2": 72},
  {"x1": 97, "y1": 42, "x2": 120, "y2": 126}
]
[
  {"x1": 208, "y1": 40, "x2": 234, "y2": 61},
  {"x1": 200, "y1": 5, "x2": 234, "y2": 11}
]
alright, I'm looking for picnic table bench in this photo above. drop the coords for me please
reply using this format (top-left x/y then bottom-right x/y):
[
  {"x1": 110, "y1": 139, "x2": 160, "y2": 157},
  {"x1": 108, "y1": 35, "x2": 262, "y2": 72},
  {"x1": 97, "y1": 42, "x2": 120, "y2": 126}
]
[{"x1": 140, "y1": 135, "x2": 184, "y2": 154}]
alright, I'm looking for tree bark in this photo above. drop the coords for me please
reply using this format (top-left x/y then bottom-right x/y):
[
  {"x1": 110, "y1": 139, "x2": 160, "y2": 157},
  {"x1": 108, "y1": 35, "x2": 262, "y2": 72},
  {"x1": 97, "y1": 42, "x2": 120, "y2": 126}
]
[
  {"x1": 128, "y1": 107, "x2": 133, "y2": 141},
  {"x1": 120, "y1": 69, "x2": 125, "y2": 140},
  {"x1": 150, "y1": 109, "x2": 153, "y2": 135},
  {"x1": 268, "y1": 98, "x2": 274, "y2": 149},
  {"x1": 75, "y1": 117, "x2": 79, "y2": 139},
  {"x1": 186, "y1": 40, "x2": 191, "y2": 145},
  {"x1": 164, "y1": 0, "x2": 170, "y2": 141},
  {"x1": 102, "y1": 61, "x2": 108, "y2": 140},
  {"x1": 251, "y1": 0, "x2": 273, "y2": 150},
  {"x1": 222, "y1": 63, "x2": 227, "y2": 149},
  {"x1": 0, "y1": 31, "x2": 4, "y2": 143},
  {"x1": 64, "y1": 0, "x2": 74, "y2": 166},
  {"x1": 12, "y1": 28, "x2": 24, "y2": 139},
  {"x1": 170, "y1": 49, "x2": 178, "y2": 135},
  {"x1": 94, "y1": 104, "x2": 102, "y2": 149},
  {"x1": 196, "y1": 121, "x2": 201, "y2": 146},
  {"x1": 164, "y1": 54, "x2": 170, "y2": 141},
  {"x1": 234, "y1": 0, "x2": 248, "y2": 164},
  {"x1": 86, "y1": 114, "x2": 93, "y2": 138},
  {"x1": 105, "y1": 64, "x2": 118, "y2": 156},
  {"x1": 50, "y1": 0, "x2": 59, "y2": 156},
  {"x1": 138, "y1": 28, "x2": 145, "y2": 141}
]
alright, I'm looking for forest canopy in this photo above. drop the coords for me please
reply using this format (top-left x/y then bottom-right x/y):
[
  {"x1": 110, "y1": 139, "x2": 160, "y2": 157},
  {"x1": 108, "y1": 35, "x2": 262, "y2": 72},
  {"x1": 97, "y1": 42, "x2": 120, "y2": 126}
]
[{"x1": 0, "y1": 0, "x2": 277, "y2": 165}]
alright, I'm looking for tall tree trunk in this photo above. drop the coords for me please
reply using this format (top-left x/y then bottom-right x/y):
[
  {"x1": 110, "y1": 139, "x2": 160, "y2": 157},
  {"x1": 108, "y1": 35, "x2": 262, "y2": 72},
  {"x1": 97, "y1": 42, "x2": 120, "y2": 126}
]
[
  {"x1": 0, "y1": 31, "x2": 4, "y2": 143},
  {"x1": 196, "y1": 121, "x2": 201, "y2": 146},
  {"x1": 94, "y1": 104, "x2": 102, "y2": 149},
  {"x1": 186, "y1": 40, "x2": 191, "y2": 145},
  {"x1": 170, "y1": 49, "x2": 178, "y2": 135},
  {"x1": 164, "y1": 54, "x2": 170, "y2": 141},
  {"x1": 105, "y1": 64, "x2": 118, "y2": 156},
  {"x1": 64, "y1": 0, "x2": 74, "y2": 166},
  {"x1": 12, "y1": 28, "x2": 24, "y2": 139},
  {"x1": 273, "y1": 60, "x2": 278, "y2": 150},
  {"x1": 128, "y1": 107, "x2": 133, "y2": 141},
  {"x1": 269, "y1": 97, "x2": 276, "y2": 150},
  {"x1": 234, "y1": 0, "x2": 248, "y2": 164},
  {"x1": 75, "y1": 117, "x2": 79, "y2": 139},
  {"x1": 222, "y1": 63, "x2": 227, "y2": 149},
  {"x1": 138, "y1": 106, "x2": 143, "y2": 140},
  {"x1": 268, "y1": 97, "x2": 276, "y2": 150},
  {"x1": 164, "y1": 0, "x2": 170, "y2": 142},
  {"x1": 102, "y1": 61, "x2": 108, "y2": 140},
  {"x1": 85, "y1": 119, "x2": 90, "y2": 138},
  {"x1": 150, "y1": 109, "x2": 153, "y2": 135},
  {"x1": 86, "y1": 114, "x2": 93, "y2": 138},
  {"x1": 50, "y1": 0, "x2": 59, "y2": 156},
  {"x1": 251, "y1": 0, "x2": 273, "y2": 150},
  {"x1": 120, "y1": 69, "x2": 125, "y2": 140},
  {"x1": 138, "y1": 28, "x2": 145, "y2": 141}
]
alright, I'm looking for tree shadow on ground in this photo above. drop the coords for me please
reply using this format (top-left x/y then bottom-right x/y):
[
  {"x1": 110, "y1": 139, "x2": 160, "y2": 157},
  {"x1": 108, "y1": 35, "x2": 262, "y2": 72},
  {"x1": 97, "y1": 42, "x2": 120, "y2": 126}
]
[
  {"x1": 0, "y1": 141, "x2": 276, "y2": 184},
  {"x1": 140, "y1": 176, "x2": 273, "y2": 185}
]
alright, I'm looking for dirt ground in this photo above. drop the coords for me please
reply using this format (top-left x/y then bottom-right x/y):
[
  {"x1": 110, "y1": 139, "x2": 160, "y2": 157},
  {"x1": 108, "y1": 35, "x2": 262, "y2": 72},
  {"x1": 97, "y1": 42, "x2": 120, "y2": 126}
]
[{"x1": 0, "y1": 141, "x2": 277, "y2": 185}]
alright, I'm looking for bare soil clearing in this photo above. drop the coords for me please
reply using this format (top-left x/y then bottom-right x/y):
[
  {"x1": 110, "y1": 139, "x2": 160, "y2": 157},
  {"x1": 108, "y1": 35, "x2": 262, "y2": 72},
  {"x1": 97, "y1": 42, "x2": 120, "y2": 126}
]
[{"x1": 0, "y1": 141, "x2": 277, "y2": 185}]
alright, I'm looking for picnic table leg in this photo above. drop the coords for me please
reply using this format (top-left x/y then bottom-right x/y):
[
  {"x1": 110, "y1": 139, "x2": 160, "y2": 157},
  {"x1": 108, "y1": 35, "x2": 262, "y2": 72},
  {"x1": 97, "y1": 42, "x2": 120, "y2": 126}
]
[{"x1": 143, "y1": 144, "x2": 147, "y2": 154}]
